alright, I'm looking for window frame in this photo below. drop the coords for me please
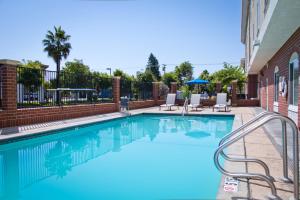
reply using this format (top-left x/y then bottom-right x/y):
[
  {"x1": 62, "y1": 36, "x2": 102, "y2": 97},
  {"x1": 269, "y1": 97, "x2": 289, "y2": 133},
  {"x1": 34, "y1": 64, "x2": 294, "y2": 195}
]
[
  {"x1": 288, "y1": 52, "x2": 299, "y2": 108},
  {"x1": 274, "y1": 66, "x2": 279, "y2": 103}
]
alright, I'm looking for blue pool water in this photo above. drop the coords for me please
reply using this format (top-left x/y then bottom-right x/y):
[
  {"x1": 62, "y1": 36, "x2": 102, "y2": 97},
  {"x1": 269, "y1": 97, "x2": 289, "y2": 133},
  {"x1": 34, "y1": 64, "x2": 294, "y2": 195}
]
[{"x1": 0, "y1": 114, "x2": 233, "y2": 200}]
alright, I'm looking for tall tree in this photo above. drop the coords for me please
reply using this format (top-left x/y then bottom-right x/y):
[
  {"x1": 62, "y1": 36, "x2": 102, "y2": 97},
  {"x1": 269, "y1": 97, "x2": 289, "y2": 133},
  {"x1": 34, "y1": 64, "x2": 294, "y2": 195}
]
[
  {"x1": 43, "y1": 26, "x2": 71, "y2": 104},
  {"x1": 175, "y1": 61, "x2": 193, "y2": 86},
  {"x1": 61, "y1": 59, "x2": 90, "y2": 88},
  {"x1": 146, "y1": 53, "x2": 161, "y2": 81},
  {"x1": 199, "y1": 69, "x2": 210, "y2": 80}
]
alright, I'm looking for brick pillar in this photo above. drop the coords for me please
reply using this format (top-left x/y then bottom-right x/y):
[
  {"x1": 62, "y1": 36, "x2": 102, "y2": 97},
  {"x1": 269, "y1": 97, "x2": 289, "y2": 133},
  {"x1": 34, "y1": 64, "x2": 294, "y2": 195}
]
[
  {"x1": 0, "y1": 59, "x2": 20, "y2": 127},
  {"x1": 216, "y1": 81, "x2": 221, "y2": 93},
  {"x1": 112, "y1": 77, "x2": 120, "y2": 111},
  {"x1": 170, "y1": 82, "x2": 177, "y2": 93},
  {"x1": 231, "y1": 80, "x2": 238, "y2": 106},
  {"x1": 152, "y1": 82, "x2": 160, "y2": 105}
]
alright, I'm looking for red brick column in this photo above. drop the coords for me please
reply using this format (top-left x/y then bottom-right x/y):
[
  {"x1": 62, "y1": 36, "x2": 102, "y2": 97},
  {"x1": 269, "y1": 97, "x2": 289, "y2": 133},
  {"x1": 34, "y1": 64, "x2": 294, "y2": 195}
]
[
  {"x1": 112, "y1": 77, "x2": 120, "y2": 110},
  {"x1": 170, "y1": 82, "x2": 177, "y2": 93},
  {"x1": 152, "y1": 82, "x2": 160, "y2": 105},
  {"x1": 0, "y1": 59, "x2": 20, "y2": 127},
  {"x1": 231, "y1": 80, "x2": 238, "y2": 106},
  {"x1": 216, "y1": 81, "x2": 221, "y2": 93}
]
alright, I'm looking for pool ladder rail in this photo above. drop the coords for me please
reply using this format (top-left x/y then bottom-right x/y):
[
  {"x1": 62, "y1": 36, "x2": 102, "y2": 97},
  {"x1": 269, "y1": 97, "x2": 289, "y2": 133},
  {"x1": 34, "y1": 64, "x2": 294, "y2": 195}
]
[
  {"x1": 181, "y1": 97, "x2": 189, "y2": 116},
  {"x1": 214, "y1": 111, "x2": 299, "y2": 200}
]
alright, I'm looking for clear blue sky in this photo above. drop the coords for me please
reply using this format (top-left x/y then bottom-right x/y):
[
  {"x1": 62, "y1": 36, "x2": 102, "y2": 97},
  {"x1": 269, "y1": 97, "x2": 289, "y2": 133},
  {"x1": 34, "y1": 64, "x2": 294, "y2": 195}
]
[{"x1": 0, "y1": 0, "x2": 243, "y2": 76}]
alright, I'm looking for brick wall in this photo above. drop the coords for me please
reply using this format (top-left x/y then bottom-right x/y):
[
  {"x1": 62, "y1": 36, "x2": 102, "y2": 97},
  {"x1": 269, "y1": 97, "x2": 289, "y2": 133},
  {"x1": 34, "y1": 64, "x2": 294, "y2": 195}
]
[
  {"x1": 16, "y1": 103, "x2": 117, "y2": 127},
  {"x1": 258, "y1": 27, "x2": 300, "y2": 125},
  {"x1": 247, "y1": 74, "x2": 258, "y2": 98},
  {"x1": 237, "y1": 99, "x2": 260, "y2": 107}
]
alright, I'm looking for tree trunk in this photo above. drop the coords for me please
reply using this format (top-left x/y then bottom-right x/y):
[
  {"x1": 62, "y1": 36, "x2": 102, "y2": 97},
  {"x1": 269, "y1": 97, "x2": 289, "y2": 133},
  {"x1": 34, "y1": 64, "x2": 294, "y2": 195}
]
[{"x1": 56, "y1": 59, "x2": 61, "y2": 105}]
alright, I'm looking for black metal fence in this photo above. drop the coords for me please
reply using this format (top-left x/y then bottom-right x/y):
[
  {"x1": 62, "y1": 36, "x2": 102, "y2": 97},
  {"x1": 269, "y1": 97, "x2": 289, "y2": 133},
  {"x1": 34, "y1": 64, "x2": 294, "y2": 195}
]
[
  {"x1": 17, "y1": 66, "x2": 113, "y2": 108},
  {"x1": 120, "y1": 79, "x2": 153, "y2": 100}
]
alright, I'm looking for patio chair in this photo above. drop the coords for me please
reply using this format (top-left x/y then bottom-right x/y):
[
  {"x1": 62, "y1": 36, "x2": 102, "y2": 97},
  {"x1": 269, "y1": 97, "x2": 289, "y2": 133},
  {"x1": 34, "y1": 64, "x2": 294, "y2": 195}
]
[
  {"x1": 213, "y1": 93, "x2": 228, "y2": 112},
  {"x1": 159, "y1": 94, "x2": 176, "y2": 111},
  {"x1": 187, "y1": 94, "x2": 201, "y2": 111}
]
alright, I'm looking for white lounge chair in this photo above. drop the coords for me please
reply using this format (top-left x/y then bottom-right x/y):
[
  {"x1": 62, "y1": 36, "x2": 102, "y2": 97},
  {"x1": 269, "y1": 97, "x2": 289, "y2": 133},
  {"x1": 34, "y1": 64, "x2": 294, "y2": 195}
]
[
  {"x1": 187, "y1": 94, "x2": 201, "y2": 111},
  {"x1": 213, "y1": 93, "x2": 228, "y2": 112},
  {"x1": 159, "y1": 94, "x2": 176, "y2": 111}
]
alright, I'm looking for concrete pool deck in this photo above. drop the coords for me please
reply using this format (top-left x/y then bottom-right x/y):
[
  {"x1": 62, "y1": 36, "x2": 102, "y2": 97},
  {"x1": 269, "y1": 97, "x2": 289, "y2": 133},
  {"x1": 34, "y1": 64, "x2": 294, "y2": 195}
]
[{"x1": 0, "y1": 106, "x2": 296, "y2": 199}]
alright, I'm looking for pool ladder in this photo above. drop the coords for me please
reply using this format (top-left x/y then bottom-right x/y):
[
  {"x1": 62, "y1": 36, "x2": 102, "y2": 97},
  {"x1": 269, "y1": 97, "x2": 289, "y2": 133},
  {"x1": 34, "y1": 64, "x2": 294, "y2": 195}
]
[
  {"x1": 214, "y1": 111, "x2": 299, "y2": 200},
  {"x1": 181, "y1": 97, "x2": 189, "y2": 116}
]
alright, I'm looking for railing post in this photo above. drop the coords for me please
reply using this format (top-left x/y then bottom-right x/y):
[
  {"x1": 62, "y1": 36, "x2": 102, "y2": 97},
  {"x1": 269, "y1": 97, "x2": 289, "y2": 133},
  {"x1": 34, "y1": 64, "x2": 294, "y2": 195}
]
[
  {"x1": 292, "y1": 121, "x2": 299, "y2": 200},
  {"x1": 113, "y1": 76, "x2": 121, "y2": 111},
  {"x1": 281, "y1": 120, "x2": 291, "y2": 183},
  {"x1": 0, "y1": 59, "x2": 20, "y2": 127}
]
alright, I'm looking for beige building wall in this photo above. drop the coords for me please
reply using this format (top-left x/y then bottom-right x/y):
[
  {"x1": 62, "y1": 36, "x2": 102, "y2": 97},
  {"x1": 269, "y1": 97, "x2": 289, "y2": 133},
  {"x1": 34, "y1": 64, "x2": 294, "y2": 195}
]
[{"x1": 244, "y1": 0, "x2": 270, "y2": 72}]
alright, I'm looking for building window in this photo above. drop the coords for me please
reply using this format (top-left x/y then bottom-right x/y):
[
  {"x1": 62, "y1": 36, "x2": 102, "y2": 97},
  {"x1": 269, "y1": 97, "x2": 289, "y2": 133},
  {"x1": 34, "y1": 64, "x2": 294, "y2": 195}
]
[
  {"x1": 289, "y1": 52, "x2": 299, "y2": 106},
  {"x1": 274, "y1": 66, "x2": 279, "y2": 102}
]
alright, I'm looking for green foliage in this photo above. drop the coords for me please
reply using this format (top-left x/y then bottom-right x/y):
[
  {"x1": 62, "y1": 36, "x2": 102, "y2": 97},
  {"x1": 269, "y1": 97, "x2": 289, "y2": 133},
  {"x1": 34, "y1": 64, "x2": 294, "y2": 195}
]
[
  {"x1": 180, "y1": 85, "x2": 191, "y2": 99},
  {"x1": 133, "y1": 70, "x2": 155, "y2": 99},
  {"x1": 63, "y1": 59, "x2": 90, "y2": 75},
  {"x1": 61, "y1": 60, "x2": 91, "y2": 88},
  {"x1": 136, "y1": 70, "x2": 156, "y2": 83},
  {"x1": 162, "y1": 72, "x2": 177, "y2": 87},
  {"x1": 175, "y1": 61, "x2": 193, "y2": 86},
  {"x1": 198, "y1": 69, "x2": 212, "y2": 93},
  {"x1": 92, "y1": 72, "x2": 112, "y2": 92},
  {"x1": 113, "y1": 69, "x2": 134, "y2": 81},
  {"x1": 199, "y1": 69, "x2": 210, "y2": 80},
  {"x1": 114, "y1": 69, "x2": 135, "y2": 97},
  {"x1": 18, "y1": 60, "x2": 44, "y2": 91},
  {"x1": 146, "y1": 53, "x2": 161, "y2": 81},
  {"x1": 210, "y1": 62, "x2": 246, "y2": 93}
]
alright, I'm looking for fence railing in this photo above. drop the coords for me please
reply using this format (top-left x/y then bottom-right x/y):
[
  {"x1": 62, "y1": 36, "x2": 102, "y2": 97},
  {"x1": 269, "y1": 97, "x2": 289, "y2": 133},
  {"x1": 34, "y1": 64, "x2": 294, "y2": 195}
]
[
  {"x1": 17, "y1": 66, "x2": 113, "y2": 108},
  {"x1": 120, "y1": 79, "x2": 153, "y2": 100}
]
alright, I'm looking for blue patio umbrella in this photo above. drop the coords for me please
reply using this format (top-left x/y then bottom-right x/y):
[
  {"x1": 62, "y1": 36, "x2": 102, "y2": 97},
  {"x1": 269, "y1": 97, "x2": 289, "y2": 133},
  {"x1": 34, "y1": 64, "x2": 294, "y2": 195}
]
[
  {"x1": 186, "y1": 79, "x2": 209, "y2": 85},
  {"x1": 186, "y1": 79, "x2": 209, "y2": 94}
]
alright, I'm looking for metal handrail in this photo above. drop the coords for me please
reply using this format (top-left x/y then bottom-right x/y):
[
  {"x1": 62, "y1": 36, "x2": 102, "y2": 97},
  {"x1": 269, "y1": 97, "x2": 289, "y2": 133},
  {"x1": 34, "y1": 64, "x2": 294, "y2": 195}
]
[
  {"x1": 214, "y1": 114, "x2": 299, "y2": 200},
  {"x1": 181, "y1": 97, "x2": 189, "y2": 116},
  {"x1": 219, "y1": 111, "x2": 277, "y2": 179}
]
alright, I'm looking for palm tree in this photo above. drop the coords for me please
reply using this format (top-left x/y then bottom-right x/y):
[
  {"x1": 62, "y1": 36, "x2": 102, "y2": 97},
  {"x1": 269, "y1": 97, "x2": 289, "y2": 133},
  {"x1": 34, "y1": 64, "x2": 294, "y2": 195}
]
[{"x1": 43, "y1": 26, "x2": 71, "y2": 104}]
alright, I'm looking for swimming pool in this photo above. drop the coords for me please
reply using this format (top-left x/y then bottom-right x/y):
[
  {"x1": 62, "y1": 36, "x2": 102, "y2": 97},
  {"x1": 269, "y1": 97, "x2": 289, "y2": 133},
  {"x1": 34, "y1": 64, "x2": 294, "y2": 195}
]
[{"x1": 0, "y1": 114, "x2": 234, "y2": 200}]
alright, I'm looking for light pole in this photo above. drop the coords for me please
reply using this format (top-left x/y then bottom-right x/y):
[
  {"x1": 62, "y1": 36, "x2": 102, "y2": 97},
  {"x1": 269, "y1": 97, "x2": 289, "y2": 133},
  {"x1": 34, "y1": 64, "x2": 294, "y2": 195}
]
[
  {"x1": 162, "y1": 64, "x2": 166, "y2": 75},
  {"x1": 106, "y1": 67, "x2": 112, "y2": 76}
]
